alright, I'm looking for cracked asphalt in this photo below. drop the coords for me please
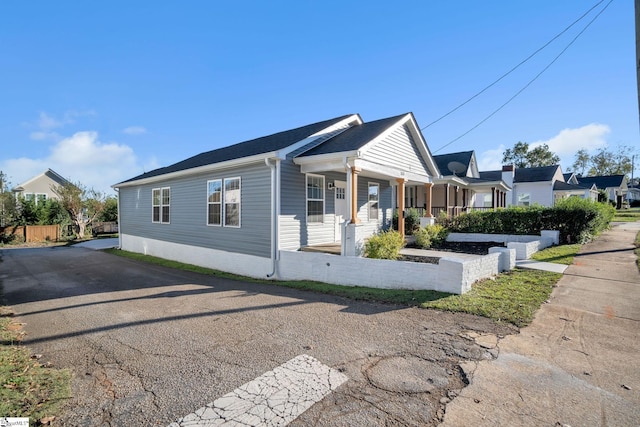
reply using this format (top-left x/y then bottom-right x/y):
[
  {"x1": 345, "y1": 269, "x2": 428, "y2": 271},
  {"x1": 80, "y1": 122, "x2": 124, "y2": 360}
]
[{"x1": 0, "y1": 246, "x2": 515, "y2": 426}]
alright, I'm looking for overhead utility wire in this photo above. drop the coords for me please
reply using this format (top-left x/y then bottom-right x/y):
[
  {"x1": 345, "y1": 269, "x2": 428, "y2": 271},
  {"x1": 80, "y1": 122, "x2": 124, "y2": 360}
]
[
  {"x1": 432, "y1": 0, "x2": 614, "y2": 154},
  {"x1": 421, "y1": 0, "x2": 605, "y2": 131}
]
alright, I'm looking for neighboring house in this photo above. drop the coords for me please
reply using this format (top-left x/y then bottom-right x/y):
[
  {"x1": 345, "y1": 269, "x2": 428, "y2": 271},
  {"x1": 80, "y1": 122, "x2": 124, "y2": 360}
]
[
  {"x1": 12, "y1": 168, "x2": 70, "y2": 205},
  {"x1": 627, "y1": 185, "x2": 640, "y2": 204},
  {"x1": 113, "y1": 113, "x2": 440, "y2": 279},
  {"x1": 575, "y1": 175, "x2": 628, "y2": 207},
  {"x1": 480, "y1": 165, "x2": 597, "y2": 207}
]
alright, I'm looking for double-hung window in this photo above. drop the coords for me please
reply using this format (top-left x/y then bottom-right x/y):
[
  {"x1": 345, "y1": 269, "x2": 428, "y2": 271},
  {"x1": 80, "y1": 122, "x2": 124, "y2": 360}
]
[
  {"x1": 224, "y1": 177, "x2": 241, "y2": 227},
  {"x1": 306, "y1": 174, "x2": 324, "y2": 223},
  {"x1": 517, "y1": 193, "x2": 530, "y2": 207},
  {"x1": 207, "y1": 180, "x2": 222, "y2": 226},
  {"x1": 368, "y1": 183, "x2": 379, "y2": 221},
  {"x1": 152, "y1": 187, "x2": 170, "y2": 223}
]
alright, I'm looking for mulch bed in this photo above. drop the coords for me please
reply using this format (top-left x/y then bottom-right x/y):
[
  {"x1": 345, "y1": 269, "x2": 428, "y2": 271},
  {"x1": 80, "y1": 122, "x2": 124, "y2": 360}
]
[{"x1": 400, "y1": 241, "x2": 506, "y2": 264}]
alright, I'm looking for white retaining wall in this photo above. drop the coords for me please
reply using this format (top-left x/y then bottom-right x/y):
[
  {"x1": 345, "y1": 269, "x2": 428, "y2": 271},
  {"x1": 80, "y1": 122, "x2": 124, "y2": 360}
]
[
  {"x1": 489, "y1": 247, "x2": 516, "y2": 271},
  {"x1": 448, "y1": 230, "x2": 559, "y2": 260},
  {"x1": 277, "y1": 250, "x2": 501, "y2": 294}
]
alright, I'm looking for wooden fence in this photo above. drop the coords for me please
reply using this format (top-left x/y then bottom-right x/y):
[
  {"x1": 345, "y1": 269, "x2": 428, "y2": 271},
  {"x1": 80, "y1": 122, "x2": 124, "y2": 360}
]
[{"x1": 1, "y1": 225, "x2": 60, "y2": 242}]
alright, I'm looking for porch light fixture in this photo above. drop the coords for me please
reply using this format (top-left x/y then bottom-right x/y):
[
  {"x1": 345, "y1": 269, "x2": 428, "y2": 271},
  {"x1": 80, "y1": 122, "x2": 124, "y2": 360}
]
[{"x1": 327, "y1": 182, "x2": 335, "y2": 190}]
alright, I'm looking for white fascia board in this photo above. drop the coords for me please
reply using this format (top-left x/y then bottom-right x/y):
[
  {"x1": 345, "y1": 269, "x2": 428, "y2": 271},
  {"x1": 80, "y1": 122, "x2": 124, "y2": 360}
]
[
  {"x1": 434, "y1": 176, "x2": 467, "y2": 186},
  {"x1": 353, "y1": 159, "x2": 432, "y2": 184},
  {"x1": 293, "y1": 151, "x2": 360, "y2": 167},
  {"x1": 467, "y1": 181, "x2": 512, "y2": 192},
  {"x1": 278, "y1": 114, "x2": 362, "y2": 158},
  {"x1": 113, "y1": 152, "x2": 276, "y2": 189}
]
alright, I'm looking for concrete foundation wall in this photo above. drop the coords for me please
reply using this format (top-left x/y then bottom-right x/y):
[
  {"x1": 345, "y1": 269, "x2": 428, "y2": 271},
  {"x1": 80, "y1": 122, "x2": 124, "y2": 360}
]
[{"x1": 277, "y1": 250, "x2": 502, "y2": 294}]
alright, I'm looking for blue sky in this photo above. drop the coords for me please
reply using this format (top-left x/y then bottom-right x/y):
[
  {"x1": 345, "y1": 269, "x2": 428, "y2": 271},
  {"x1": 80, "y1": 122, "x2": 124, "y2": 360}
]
[{"x1": 0, "y1": 0, "x2": 636, "y2": 194}]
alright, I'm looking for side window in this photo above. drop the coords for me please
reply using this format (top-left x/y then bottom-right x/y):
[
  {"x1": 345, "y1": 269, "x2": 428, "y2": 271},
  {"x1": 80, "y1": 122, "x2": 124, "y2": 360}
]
[
  {"x1": 368, "y1": 183, "x2": 379, "y2": 221},
  {"x1": 223, "y1": 177, "x2": 241, "y2": 227},
  {"x1": 306, "y1": 174, "x2": 324, "y2": 223},
  {"x1": 517, "y1": 193, "x2": 530, "y2": 207},
  {"x1": 152, "y1": 187, "x2": 170, "y2": 224},
  {"x1": 207, "y1": 180, "x2": 222, "y2": 226}
]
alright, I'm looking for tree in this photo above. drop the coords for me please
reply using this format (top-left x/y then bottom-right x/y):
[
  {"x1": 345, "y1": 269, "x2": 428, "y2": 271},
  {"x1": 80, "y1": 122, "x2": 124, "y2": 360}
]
[
  {"x1": 0, "y1": 171, "x2": 17, "y2": 228},
  {"x1": 502, "y1": 141, "x2": 560, "y2": 168},
  {"x1": 53, "y1": 181, "x2": 106, "y2": 239},
  {"x1": 570, "y1": 149, "x2": 590, "y2": 176},
  {"x1": 569, "y1": 146, "x2": 635, "y2": 177},
  {"x1": 98, "y1": 196, "x2": 118, "y2": 222}
]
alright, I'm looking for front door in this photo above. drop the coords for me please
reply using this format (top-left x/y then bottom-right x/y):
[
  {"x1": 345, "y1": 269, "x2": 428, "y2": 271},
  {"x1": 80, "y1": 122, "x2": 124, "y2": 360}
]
[{"x1": 334, "y1": 180, "x2": 348, "y2": 242}]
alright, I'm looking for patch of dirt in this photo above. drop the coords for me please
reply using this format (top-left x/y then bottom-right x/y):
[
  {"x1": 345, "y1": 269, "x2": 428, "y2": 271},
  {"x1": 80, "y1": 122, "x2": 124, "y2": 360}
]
[{"x1": 407, "y1": 241, "x2": 505, "y2": 255}]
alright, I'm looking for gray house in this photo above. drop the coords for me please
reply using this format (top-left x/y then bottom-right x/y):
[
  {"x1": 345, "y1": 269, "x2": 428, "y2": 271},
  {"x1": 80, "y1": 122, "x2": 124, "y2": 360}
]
[{"x1": 113, "y1": 113, "x2": 440, "y2": 279}]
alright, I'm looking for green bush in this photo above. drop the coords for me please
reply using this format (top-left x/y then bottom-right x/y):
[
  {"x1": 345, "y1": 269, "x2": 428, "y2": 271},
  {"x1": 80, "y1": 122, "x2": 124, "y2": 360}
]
[
  {"x1": 392, "y1": 208, "x2": 422, "y2": 235},
  {"x1": 445, "y1": 199, "x2": 614, "y2": 244},
  {"x1": 364, "y1": 230, "x2": 405, "y2": 260},
  {"x1": 415, "y1": 224, "x2": 449, "y2": 249}
]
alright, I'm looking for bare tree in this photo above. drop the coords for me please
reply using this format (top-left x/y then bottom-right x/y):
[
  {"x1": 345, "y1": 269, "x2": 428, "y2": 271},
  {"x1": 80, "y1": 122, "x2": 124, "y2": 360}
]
[{"x1": 53, "y1": 181, "x2": 105, "y2": 239}]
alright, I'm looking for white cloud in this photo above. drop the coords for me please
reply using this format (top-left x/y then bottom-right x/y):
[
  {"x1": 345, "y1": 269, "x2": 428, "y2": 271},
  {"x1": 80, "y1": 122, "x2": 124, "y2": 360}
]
[
  {"x1": 531, "y1": 123, "x2": 610, "y2": 156},
  {"x1": 27, "y1": 110, "x2": 97, "y2": 141},
  {"x1": 2, "y1": 131, "x2": 145, "y2": 194},
  {"x1": 478, "y1": 144, "x2": 505, "y2": 171},
  {"x1": 123, "y1": 126, "x2": 147, "y2": 135}
]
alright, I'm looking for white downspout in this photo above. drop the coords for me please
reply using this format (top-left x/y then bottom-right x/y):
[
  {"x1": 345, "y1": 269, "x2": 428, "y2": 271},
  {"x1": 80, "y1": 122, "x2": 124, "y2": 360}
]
[
  {"x1": 342, "y1": 157, "x2": 352, "y2": 256},
  {"x1": 265, "y1": 157, "x2": 280, "y2": 277}
]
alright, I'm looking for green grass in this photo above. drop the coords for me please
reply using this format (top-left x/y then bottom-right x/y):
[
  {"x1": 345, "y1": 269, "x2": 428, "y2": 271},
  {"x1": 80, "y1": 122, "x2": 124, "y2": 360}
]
[
  {"x1": 613, "y1": 207, "x2": 640, "y2": 222},
  {"x1": 422, "y1": 269, "x2": 561, "y2": 327},
  {"x1": 0, "y1": 315, "x2": 71, "y2": 425},
  {"x1": 530, "y1": 244, "x2": 581, "y2": 265},
  {"x1": 105, "y1": 248, "x2": 562, "y2": 327}
]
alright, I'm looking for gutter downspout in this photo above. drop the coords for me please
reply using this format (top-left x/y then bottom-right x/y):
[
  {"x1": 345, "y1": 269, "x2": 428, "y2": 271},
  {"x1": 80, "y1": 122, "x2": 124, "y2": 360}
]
[
  {"x1": 265, "y1": 158, "x2": 280, "y2": 277},
  {"x1": 342, "y1": 157, "x2": 352, "y2": 256}
]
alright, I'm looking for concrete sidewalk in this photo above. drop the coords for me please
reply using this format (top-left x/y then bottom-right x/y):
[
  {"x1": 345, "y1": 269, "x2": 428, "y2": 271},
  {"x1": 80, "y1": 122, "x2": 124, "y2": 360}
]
[{"x1": 441, "y1": 222, "x2": 640, "y2": 427}]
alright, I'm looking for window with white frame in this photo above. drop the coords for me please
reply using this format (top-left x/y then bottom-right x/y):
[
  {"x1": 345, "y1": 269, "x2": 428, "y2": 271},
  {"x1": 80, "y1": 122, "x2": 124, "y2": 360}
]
[
  {"x1": 517, "y1": 193, "x2": 530, "y2": 207},
  {"x1": 306, "y1": 174, "x2": 324, "y2": 223},
  {"x1": 368, "y1": 182, "x2": 379, "y2": 221},
  {"x1": 207, "y1": 180, "x2": 222, "y2": 226},
  {"x1": 152, "y1": 187, "x2": 170, "y2": 223},
  {"x1": 224, "y1": 177, "x2": 241, "y2": 227},
  {"x1": 36, "y1": 193, "x2": 47, "y2": 205}
]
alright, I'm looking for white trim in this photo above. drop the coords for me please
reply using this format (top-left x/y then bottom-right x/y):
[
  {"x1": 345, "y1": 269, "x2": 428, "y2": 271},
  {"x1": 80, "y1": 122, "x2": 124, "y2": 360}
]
[
  {"x1": 353, "y1": 159, "x2": 432, "y2": 184},
  {"x1": 305, "y1": 173, "x2": 325, "y2": 224},
  {"x1": 223, "y1": 177, "x2": 241, "y2": 228},
  {"x1": 278, "y1": 114, "x2": 362, "y2": 158},
  {"x1": 114, "y1": 154, "x2": 272, "y2": 189},
  {"x1": 368, "y1": 182, "x2": 380, "y2": 222},
  {"x1": 206, "y1": 179, "x2": 222, "y2": 227},
  {"x1": 152, "y1": 187, "x2": 171, "y2": 224}
]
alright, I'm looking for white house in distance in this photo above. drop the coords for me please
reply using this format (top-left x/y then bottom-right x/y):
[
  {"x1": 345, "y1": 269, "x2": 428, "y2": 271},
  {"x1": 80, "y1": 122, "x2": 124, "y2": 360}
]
[
  {"x1": 12, "y1": 169, "x2": 70, "y2": 205},
  {"x1": 479, "y1": 165, "x2": 597, "y2": 207},
  {"x1": 575, "y1": 175, "x2": 628, "y2": 208}
]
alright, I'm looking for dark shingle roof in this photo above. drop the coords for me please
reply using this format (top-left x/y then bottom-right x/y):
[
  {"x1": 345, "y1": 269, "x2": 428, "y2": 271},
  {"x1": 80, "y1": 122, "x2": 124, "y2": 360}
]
[
  {"x1": 120, "y1": 114, "x2": 355, "y2": 183},
  {"x1": 478, "y1": 170, "x2": 501, "y2": 181},
  {"x1": 576, "y1": 175, "x2": 626, "y2": 189},
  {"x1": 297, "y1": 114, "x2": 406, "y2": 157},
  {"x1": 553, "y1": 181, "x2": 592, "y2": 191},
  {"x1": 432, "y1": 151, "x2": 474, "y2": 176},
  {"x1": 514, "y1": 165, "x2": 560, "y2": 183}
]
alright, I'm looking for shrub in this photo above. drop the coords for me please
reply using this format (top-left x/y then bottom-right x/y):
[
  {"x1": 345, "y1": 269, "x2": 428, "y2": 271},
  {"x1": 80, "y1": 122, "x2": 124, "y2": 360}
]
[
  {"x1": 445, "y1": 199, "x2": 614, "y2": 244},
  {"x1": 364, "y1": 230, "x2": 405, "y2": 260},
  {"x1": 392, "y1": 208, "x2": 422, "y2": 235},
  {"x1": 415, "y1": 224, "x2": 449, "y2": 249}
]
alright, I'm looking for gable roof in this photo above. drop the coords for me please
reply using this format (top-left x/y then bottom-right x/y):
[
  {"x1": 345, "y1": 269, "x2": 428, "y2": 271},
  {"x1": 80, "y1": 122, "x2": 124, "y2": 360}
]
[
  {"x1": 296, "y1": 114, "x2": 404, "y2": 157},
  {"x1": 576, "y1": 175, "x2": 627, "y2": 189},
  {"x1": 514, "y1": 165, "x2": 561, "y2": 183},
  {"x1": 13, "y1": 168, "x2": 70, "y2": 192},
  {"x1": 432, "y1": 151, "x2": 474, "y2": 176},
  {"x1": 553, "y1": 181, "x2": 594, "y2": 191},
  {"x1": 119, "y1": 114, "x2": 356, "y2": 184}
]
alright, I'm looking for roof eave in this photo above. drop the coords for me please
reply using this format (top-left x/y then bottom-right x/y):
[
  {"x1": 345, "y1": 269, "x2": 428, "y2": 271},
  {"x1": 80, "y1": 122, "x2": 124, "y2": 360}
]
[{"x1": 113, "y1": 151, "x2": 278, "y2": 189}]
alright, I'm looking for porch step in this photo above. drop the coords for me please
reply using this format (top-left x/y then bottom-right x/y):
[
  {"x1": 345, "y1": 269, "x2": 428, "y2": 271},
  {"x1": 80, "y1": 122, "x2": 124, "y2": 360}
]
[{"x1": 301, "y1": 243, "x2": 341, "y2": 255}]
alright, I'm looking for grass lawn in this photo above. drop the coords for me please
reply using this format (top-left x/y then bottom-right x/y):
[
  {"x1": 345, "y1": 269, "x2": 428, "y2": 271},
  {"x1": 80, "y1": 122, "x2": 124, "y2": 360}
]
[
  {"x1": 530, "y1": 244, "x2": 581, "y2": 265},
  {"x1": 105, "y1": 248, "x2": 561, "y2": 328},
  {"x1": 613, "y1": 207, "x2": 640, "y2": 222},
  {"x1": 0, "y1": 313, "x2": 70, "y2": 425}
]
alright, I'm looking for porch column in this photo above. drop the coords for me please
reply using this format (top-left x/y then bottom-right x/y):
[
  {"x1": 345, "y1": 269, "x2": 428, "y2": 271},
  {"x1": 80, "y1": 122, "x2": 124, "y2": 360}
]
[
  {"x1": 396, "y1": 178, "x2": 407, "y2": 236},
  {"x1": 350, "y1": 167, "x2": 361, "y2": 224},
  {"x1": 501, "y1": 191, "x2": 506, "y2": 207},
  {"x1": 444, "y1": 183, "x2": 450, "y2": 216},
  {"x1": 424, "y1": 182, "x2": 433, "y2": 218},
  {"x1": 491, "y1": 187, "x2": 496, "y2": 209},
  {"x1": 462, "y1": 188, "x2": 468, "y2": 208}
]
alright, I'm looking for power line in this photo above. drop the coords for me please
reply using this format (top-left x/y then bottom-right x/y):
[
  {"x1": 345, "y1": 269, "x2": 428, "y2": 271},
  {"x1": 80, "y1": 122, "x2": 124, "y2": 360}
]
[{"x1": 432, "y1": 0, "x2": 615, "y2": 154}]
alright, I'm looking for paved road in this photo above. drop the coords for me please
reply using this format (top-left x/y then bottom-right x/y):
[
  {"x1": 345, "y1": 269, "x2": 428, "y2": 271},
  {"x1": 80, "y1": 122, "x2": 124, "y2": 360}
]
[{"x1": 0, "y1": 245, "x2": 514, "y2": 426}]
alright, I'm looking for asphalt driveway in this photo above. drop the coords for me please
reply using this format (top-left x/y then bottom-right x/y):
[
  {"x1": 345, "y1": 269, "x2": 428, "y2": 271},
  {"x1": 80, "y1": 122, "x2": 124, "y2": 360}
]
[{"x1": 0, "y1": 245, "x2": 514, "y2": 426}]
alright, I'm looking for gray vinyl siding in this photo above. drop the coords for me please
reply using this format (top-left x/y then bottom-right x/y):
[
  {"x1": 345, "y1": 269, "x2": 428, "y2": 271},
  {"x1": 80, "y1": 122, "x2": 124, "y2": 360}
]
[
  {"x1": 119, "y1": 161, "x2": 272, "y2": 257},
  {"x1": 363, "y1": 124, "x2": 429, "y2": 175},
  {"x1": 279, "y1": 159, "x2": 391, "y2": 250}
]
